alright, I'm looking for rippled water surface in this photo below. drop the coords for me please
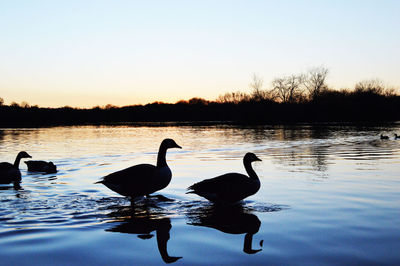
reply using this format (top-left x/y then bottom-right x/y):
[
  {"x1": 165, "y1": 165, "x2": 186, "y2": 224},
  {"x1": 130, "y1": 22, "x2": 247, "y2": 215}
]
[{"x1": 1, "y1": 124, "x2": 399, "y2": 265}]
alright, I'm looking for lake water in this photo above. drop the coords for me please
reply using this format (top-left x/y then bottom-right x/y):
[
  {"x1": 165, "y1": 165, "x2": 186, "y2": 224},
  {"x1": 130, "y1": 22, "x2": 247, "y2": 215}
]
[{"x1": 0, "y1": 124, "x2": 399, "y2": 265}]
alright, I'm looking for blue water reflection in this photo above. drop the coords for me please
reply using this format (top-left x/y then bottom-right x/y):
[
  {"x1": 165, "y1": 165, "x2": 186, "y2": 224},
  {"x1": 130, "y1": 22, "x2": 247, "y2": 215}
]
[{"x1": 0, "y1": 124, "x2": 399, "y2": 265}]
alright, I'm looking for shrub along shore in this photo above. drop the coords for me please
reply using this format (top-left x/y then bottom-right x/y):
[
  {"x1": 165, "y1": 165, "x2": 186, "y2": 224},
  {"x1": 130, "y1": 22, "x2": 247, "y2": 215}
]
[{"x1": 1, "y1": 68, "x2": 399, "y2": 126}]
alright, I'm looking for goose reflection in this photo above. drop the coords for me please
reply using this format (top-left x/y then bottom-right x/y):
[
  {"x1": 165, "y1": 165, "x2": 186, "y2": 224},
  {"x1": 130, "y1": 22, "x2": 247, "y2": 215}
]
[
  {"x1": 186, "y1": 203, "x2": 262, "y2": 254},
  {"x1": 0, "y1": 181, "x2": 22, "y2": 190},
  {"x1": 106, "y1": 206, "x2": 182, "y2": 263}
]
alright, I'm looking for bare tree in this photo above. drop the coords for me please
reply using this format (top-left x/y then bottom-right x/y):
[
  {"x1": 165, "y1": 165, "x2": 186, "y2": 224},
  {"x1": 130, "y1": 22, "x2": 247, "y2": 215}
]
[
  {"x1": 10, "y1": 101, "x2": 19, "y2": 107},
  {"x1": 217, "y1": 91, "x2": 250, "y2": 104},
  {"x1": 304, "y1": 67, "x2": 329, "y2": 100},
  {"x1": 354, "y1": 79, "x2": 384, "y2": 94},
  {"x1": 271, "y1": 74, "x2": 305, "y2": 103},
  {"x1": 104, "y1": 104, "x2": 117, "y2": 109},
  {"x1": 20, "y1": 101, "x2": 30, "y2": 108},
  {"x1": 249, "y1": 73, "x2": 264, "y2": 101},
  {"x1": 188, "y1": 97, "x2": 209, "y2": 105},
  {"x1": 383, "y1": 87, "x2": 397, "y2": 97},
  {"x1": 0, "y1": 97, "x2": 3, "y2": 106}
]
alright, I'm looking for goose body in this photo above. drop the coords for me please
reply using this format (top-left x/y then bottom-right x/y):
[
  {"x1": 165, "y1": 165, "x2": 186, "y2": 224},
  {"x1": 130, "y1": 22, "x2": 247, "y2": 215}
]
[
  {"x1": 0, "y1": 151, "x2": 31, "y2": 183},
  {"x1": 187, "y1": 153, "x2": 261, "y2": 203},
  {"x1": 108, "y1": 217, "x2": 182, "y2": 263},
  {"x1": 380, "y1": 134, "x2": 389, "y2": 140},
  {"x1": 187, "y1": 204, "x2": 262, "y2": 254},
  {"x1": 25, "y1": 160, "x2": 57, "y2": 173},
  {"x1": 97, "y1": 138, "x2": 181, "y2": 199}
]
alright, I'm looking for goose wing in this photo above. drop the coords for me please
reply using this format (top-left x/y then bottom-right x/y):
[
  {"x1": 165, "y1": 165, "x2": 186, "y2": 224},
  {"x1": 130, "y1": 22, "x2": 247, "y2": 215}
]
[
  {"x1": 0, "y1": 162, "x2": 14, "y2": 172},
  {"x1": 25, "y1": 160, "x2": 46, "y2": 167},
  {"x1": 99, "y1": 164, "x2": 158, "y2": 197},
  {"x1": 188, "y1": 173, "x2": 255, "y2": 202},
  {"x1": 0, "y1": 162, "x2": 21, "y2": 183}
]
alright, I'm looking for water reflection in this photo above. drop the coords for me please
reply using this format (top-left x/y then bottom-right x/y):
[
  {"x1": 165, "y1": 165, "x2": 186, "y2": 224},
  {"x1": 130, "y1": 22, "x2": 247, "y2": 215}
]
[
  {"x1": 0, "y1": 124, "x2": 399, "y2": 265},
  {"x1": 105, "y1": 204, "x2": 182, "y2": 264},
  {"x1": 0, "y1": 180, "x2": 22, "y2": 192},
  {"x1": 186, "y1": 203, "x2": 263, "y2": 254},
  {"x1": 0, "y1": 182, "x2": 21, "y2": 191}
]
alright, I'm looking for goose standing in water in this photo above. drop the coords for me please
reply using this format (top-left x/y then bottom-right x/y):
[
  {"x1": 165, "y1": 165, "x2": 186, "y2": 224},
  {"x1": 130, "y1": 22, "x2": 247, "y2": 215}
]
[
  {"x1": 0, "y1": 151, "x2": 32, "y2": 183},
  {"x1": 394, "y1": 134, "x2": 399, "y2": 140},
  {"x1": 107, "y1": 216, "x2": 182, "y2": 263},
  {"x1": 186, "y1": 204, "x2": 262, "y2": 254},
  {"x1": 187, "y1": 153, "x2": 262, "y2": 204},
  {"x1": 97, "y1": 138, "x2": 181, "y2": 204},
  {"x1": 380, "y1": 134, "x2": 389, "y2": 140},
  {"x1": 25, "y1": 160, "x2": 57, "y2": 174}
]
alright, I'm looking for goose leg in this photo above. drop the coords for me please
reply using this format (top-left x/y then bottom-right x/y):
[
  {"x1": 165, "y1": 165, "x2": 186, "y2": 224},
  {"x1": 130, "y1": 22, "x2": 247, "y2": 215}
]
[
  {"x1": 146, "y1": 194, "x2": 174, "y2": 202},
  {"x1": 243, "y1": 233, "x2": 262, "y2": 254},
  {"x1": 13, "y1": 182, "x2": 22, "y2": 190},
  {"x1": 130, "y1": 197, "x2": 136, "y2": 208}
]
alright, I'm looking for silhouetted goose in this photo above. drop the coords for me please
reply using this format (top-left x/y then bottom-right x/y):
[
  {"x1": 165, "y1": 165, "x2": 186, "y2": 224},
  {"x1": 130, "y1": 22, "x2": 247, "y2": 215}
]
[
  {"x1": 186, "y1": 204, "x2": 262, "y2": 254},
  {"x1": 25, "y1": 160, "x2": 57, "y2": 174},
  {"x1": 395, "y1": 134, "x2": 399, "y2": 140},
  {"x1": 97, "y1": 138, "x2": 181, "y2": 203},
  {"x1": 0, "y1": 151, "x2": 31, "y2": 183},
  {"x1": 380, "y1": 134, "x2": 389, "y2": 140},
  {"x1": 187, "y1": 152, "x2": 262, "y2": 203},
  {"x1": 108, "y1": 217, "x2": 182, "y2": 263}
]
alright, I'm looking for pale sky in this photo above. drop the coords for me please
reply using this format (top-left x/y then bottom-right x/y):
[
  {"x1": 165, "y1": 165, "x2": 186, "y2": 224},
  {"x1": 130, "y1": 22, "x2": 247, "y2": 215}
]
[{"x1": 1, "y1": 0, "x2": 399, "y2": 107}]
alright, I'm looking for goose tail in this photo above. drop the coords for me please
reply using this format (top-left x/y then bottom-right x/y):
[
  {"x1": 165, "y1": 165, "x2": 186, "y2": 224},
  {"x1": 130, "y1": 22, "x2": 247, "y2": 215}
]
[{"x1": 186, "y1": 184, "x2": 196, "y2": 194}]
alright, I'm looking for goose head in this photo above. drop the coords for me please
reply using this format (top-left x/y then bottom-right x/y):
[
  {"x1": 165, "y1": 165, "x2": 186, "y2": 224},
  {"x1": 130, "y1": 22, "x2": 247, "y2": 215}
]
[
  {"x1": 244, "y1": 152, "x2": 262, "y2": 163},
  {"x1": 161, "y1": 138, "x2": 182, "y2": 150},
  {"x1": 17, "y1": 151, "x2": 32, "y2": 159}
]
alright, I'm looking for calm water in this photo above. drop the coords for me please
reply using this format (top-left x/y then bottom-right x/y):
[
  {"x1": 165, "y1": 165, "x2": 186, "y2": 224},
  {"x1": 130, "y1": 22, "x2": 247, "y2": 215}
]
[{"x1": 0, "y1": 124, "x2": 399, "y2": 265}]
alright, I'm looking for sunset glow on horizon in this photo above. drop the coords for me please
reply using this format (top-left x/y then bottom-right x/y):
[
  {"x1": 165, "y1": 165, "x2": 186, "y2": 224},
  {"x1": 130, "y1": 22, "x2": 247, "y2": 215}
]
[{"x1": 1, "y1": 0, "x2": 399, "y2": 108}]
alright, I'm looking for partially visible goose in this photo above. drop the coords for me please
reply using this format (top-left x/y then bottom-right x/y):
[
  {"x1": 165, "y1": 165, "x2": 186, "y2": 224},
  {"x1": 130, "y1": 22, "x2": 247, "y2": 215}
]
[
  {"x1": 395, "y1": 134, "x2": 399, "y2": 140},
  {"x1": 97, "y1": 138, "x2": 181, "y2": 203},
  {"x1": 108, "y1": 217, "x2": 182, "y2": 263},
  {"x1": 187, "y1": 152, "x2": 262, "y2": 203},
  {"x1": 25, "y1": 160, "x2": 57, "y2": 174},
  {"x1": 186, "y1": 204, "x2": 262, "y2": 254},
  {"x1": 0, "y1": 151, "x2": 32, "y2": 183},
  {"x1": 380, "y1": 134, "x2": 389, "y2": 140}
]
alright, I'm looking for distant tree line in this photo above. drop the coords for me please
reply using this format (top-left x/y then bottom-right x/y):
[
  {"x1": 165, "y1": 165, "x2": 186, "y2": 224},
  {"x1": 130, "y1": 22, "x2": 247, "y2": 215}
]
[{"x1": 1, "y1": 67, "x2": 399, "y2": 126}]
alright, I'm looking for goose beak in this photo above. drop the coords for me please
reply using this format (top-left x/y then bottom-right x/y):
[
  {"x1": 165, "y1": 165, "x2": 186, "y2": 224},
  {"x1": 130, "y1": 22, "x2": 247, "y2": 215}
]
[
  {"x1": 175, "y1": 144, "x2": 182, "y2": 149},
  {"x1": 255, "y1": 156, "x2": 262, "y2": 162}
]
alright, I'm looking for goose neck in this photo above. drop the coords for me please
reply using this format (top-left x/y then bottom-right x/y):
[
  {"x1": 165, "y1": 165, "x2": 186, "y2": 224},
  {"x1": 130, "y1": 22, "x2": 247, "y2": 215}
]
[
  {"x1": 14, "y1": 154, "x2": 22, "y2": 168},
  {"x1": 157, "y1": 227, "x2": 170, "y2": 261},
  {"x1": 244, "y1": 159, "x2": 258, "y2": 180},
  {"x1": 157, "y1": 146, "x2": 168, "y2": 168}
]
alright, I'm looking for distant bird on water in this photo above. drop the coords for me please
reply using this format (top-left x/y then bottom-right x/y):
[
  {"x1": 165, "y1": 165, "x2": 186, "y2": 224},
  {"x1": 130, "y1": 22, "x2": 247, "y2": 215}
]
[
  {"x1": 25, "y1": 160, "x2": 57, "y2": 174},
  {"x1": 0, "y1": 151, "x2": 32, "y2": 183},
  {"x1": 395, "y1": 134, "x2": 399, "y2": 140},
  {"x1": 96, "y1": 138, "x2": 181, "y2": 204},
  {"x1": 187, "y1": 152, "x2": 262, "y2": 204},
  {"x1": 380, "y1": 134, "x2": 389, "y2": 140}
]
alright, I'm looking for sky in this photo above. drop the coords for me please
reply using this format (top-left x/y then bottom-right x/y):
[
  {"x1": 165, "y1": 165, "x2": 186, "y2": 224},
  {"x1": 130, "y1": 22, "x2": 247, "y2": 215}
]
[{"x1": 0, "y1": 0, "x2": 399, "y2": 108}]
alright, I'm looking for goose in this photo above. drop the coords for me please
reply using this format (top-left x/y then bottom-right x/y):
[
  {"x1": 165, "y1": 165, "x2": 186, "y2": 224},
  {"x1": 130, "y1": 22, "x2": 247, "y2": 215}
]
[
  {"x1": 187, "y1": 204, "x2": 262, "y2": 254},
  {"x1": 0, "y1": 151, "x2": 32, "y2": 183},
  {"x1": 108, "y1": 217, "x2": 182, "y2": 263},
  {"x1": 25, "y1": 160, "x2": 57, "y2": 174},
  {"x1": 187, "y1": 152, "x2": 262, "y2": 203},
  {"x1": 380, "y1": 134, "x2": 389, "y2": 140},
  {"x1": 395, "y1": 134, "x2": 399, "y2": 140},
  {"x1": 96, "y1": 138, "x2": 181, "y2": 204}
]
